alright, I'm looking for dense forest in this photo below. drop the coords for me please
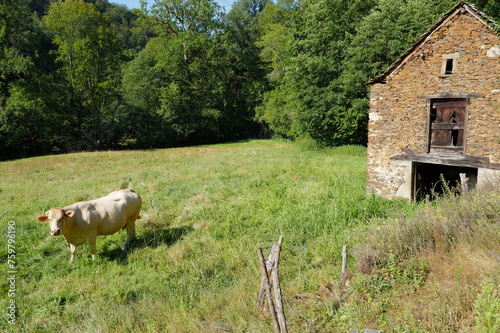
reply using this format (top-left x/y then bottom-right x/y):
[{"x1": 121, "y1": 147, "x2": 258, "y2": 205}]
[{"x1": 1, "y1": 0, "x2": 499, "y2": 159}]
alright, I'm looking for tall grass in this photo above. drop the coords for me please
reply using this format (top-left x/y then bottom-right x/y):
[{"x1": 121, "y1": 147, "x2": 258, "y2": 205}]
[
  {"x1": 349, "y1": 179, "x2": 500, "y2": 332},
  {"x1": 355, "y1": 180, "x2": 500, "y2": 272},
  {"x1": 0, "y1": 140, "x2": 410, "y2": 332}
]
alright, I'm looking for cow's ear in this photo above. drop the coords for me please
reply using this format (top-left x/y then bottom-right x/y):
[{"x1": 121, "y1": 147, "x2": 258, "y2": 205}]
[
  {"x1": 65, "y1": 210, "x2": 75, "y2": 218},
  {"x1": 38, "y1": 215, "x2": 49, "y2": 222}
]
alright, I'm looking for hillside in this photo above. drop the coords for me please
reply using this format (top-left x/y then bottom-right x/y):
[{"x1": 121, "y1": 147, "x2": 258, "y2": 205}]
[{"x1": 0, "y1": 140, "x2": 499, "y2": 332}]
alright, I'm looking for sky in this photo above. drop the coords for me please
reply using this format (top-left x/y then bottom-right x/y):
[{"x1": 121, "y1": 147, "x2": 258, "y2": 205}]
[{"x1": 112, "y1": 0, "x2": 235, "y2": 12}]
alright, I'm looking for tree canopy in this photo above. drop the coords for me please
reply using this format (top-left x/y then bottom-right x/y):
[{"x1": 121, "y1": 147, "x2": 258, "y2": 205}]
[{"x1": 0, "y1": 0, "x2": 495, "y2": 159}]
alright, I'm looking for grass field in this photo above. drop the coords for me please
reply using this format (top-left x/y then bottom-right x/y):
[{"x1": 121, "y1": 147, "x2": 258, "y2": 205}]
[{"x1": 1, "y1": 139, "x2": 498, "y2": 332}]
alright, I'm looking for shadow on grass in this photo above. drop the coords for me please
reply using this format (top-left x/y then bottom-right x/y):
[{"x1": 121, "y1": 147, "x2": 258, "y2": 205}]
[{"x1": 100, "y1": 226, "x2": 194, "y2": 264}]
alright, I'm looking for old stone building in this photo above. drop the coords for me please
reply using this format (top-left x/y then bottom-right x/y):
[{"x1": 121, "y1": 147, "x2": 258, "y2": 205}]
[{"x1": 367, "y1": 1, "x2": 500, "y2": 200}]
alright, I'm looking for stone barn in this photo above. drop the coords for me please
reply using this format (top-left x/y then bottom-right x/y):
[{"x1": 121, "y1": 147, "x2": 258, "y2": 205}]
[{"x1": 367, "y1": 1, "x2": 500, "y2": 200}]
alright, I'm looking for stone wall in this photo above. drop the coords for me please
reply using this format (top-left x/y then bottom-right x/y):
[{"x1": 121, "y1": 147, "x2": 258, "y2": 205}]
[{"x1": 367, "y1": 9, "x2": 500, "y2": 199}]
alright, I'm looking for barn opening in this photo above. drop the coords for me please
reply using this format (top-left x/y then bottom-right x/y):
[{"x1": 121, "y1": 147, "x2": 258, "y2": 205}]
[{"x1": 413, "y1": 162, "x2": 477, "y2": 201}]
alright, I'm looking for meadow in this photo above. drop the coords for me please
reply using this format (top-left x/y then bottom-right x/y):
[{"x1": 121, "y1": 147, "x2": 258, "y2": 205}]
[{"x1": 0, "y1": 140, "x2": 499, "y2": 332}]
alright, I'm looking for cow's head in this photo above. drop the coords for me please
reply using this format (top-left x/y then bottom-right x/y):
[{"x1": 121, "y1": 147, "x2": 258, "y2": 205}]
[{"x1": 37, "y1": 208, "x2": 75, "y2": 236}]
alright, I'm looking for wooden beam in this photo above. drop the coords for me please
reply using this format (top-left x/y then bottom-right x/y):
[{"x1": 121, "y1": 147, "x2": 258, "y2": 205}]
[
  {"x1": 417, "y1": 92, "x2": 485, "y2": 99},
  {"x1": 391, "y1": 149, "x2": 500, "y2": 170},
  {"x1": 431, "y1": 123, "x2": 464, "y2": 130}
]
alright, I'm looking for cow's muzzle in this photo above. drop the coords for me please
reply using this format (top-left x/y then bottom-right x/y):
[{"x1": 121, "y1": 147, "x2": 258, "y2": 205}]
[{"x1": 51, "y1": 229, "x2": 61, "y2": 236}]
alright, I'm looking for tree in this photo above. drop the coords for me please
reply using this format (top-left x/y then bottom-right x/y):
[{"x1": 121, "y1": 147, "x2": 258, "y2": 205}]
[
  {"x1": 256, "y1": 0, "x2": 377, "y2": 144},
  {"x1": 0, "y1": 0, "x2": 35, "y2": 109},
  {"x1": 137, "y1": 0, "x2": 223, "y2": 144},
  {"x1": 127, "y1": 0, "x2": 265, "y2": 147},
  {"x1": 254, "y1": 0, "x2": 302, "y2": 139},
  {"x1": 476, "y1": 0, "x2": 500, "y2": 21},
  {"x1": 121, "y1": 39, "x2": 171, "y2": 148},
  {"x1": 43, "y1": 0, "x2": 126, "y2": 149},
  {"x1": 221, "y1": 0, "x2": 270, "y2": 138},
  {"x1": 87, "y1": 0, "x2": 152, "y2": 56},
  {"x1": 290, "y1": 0, "x2": 378, "y2": 146},
  {"x1": 0, "y1": 0, "x2": 55, "y2": 158}
]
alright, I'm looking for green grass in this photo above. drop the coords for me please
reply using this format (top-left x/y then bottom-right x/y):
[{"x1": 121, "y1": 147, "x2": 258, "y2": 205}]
[{"x1": 0, "y1": 140, "x2": 415, "y2": 332}]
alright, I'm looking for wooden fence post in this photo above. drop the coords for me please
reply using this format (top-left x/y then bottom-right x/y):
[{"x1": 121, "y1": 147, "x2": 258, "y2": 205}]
[
  {"x1": 258, "y1": 241, "x2": 282, "y2": 310},
  {"x1": 340, "y1": 245, "x2": 351, "y2": 287},
  {"x1": 257, "y1": 236, "x2": 288, "y2": 333},
  {"x1": 341, "y1": 245, "x2": 348, "y2": 275},
  {"x1": 271, "y1": 236, "x2": 287, "y2": 333},
  {"x1": 258, "y1": 247, "x2": 280, "y2": 333}
]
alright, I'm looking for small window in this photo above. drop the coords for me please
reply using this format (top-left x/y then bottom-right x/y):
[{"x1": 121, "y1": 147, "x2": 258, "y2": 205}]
[
  {"x1": 445, "y1": 59, "x2": 454, "y2": 74},
  {"x1": 441, "y1": 53, "x2": 459, "y2": 76}
]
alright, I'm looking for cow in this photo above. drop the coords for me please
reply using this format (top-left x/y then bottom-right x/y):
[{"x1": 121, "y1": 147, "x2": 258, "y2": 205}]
[{"x1": 37, "y1": 189, "x2": 142, "y2": 263}]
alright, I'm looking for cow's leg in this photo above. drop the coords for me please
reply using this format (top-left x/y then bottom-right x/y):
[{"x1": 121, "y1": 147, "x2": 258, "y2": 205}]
[
  {"x1": 69, "y1": 244, "x2": 77, "y2": 263},
  {"x1": 86, "y1": 234, "x2": 97, "y2": 260},
  {"x1": 123, "y1": 218, "x2": 136, "y2": 251}
]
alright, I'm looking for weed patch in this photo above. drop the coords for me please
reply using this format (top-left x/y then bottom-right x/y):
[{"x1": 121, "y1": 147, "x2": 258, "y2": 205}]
[{"x1": 348, "y1": 180, "x2": 500, "y2": 332}]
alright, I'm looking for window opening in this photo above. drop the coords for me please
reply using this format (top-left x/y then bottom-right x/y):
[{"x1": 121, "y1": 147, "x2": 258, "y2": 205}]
[
  {"x1": 441, "y1": 53, "x2": 459, "y2": 76},
  {"x1": 428, "y1": 99, "x2": 466, "y2": 153},
  {"x1": 445, "y1": 59, "x2": 454, "y2": 74},
  {"x1": 449, "y1": 111, "x2": 457, "y2": 123},
  {"x1": 449, "y1": 111, "x2": 458, "y2": 146},
  {"x1": 451, "y1": 130, "x2": 459, "y2": 146}
]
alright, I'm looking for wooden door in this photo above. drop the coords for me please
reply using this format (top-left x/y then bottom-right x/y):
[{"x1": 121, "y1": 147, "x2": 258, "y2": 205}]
[{"x1": 430, "y1": 100, "x2": 466, "y2": 153}]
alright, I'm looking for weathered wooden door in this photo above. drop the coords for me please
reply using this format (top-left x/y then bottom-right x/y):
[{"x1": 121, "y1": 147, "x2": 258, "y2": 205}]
[{"x1": 430, "y1": 100, "x2": 466, "y2": 153}]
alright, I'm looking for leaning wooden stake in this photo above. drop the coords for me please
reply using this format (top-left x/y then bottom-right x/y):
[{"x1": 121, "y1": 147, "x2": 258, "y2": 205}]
[
  {"x1": 271, "y1": 236, "x2": 288, "y2": 333},
  {"x1": 258, "y1": 247, "x2": 280, "y2": 333},
  {"x1": 257, "y1": 236, "x2": 283, "y2": 310}
]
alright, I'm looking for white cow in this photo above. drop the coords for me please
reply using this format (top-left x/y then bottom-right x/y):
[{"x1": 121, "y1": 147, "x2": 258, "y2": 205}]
[{"x1": 37, "y1": 189, "x2": 142, "y2": 263}]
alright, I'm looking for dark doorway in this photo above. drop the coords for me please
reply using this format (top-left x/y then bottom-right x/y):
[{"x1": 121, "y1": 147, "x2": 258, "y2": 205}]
[{"x1": 413, "y1": 162, "x2": 477, "y2": 201}]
